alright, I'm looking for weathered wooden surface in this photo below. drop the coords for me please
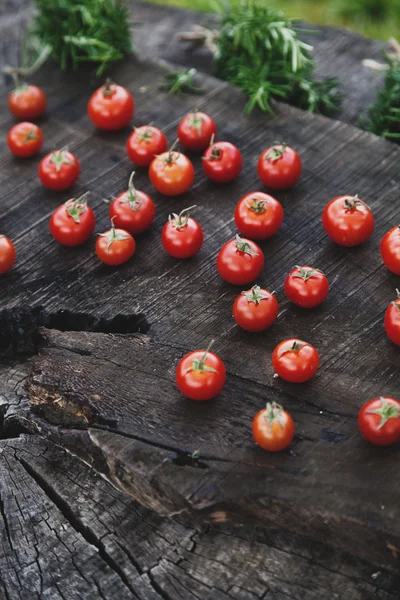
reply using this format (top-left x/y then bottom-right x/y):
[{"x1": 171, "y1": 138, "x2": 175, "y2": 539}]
[{"x1": 0, "y1": 1, "x2": 387, "y2": 127}]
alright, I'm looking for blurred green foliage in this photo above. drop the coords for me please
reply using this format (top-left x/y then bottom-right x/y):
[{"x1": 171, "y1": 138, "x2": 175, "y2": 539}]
[{"x1": 147, "y1": 0, "x2": 399, "y2": 40}]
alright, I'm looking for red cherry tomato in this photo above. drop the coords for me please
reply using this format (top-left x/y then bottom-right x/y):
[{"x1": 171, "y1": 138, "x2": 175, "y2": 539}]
[
  {"x1": 284, "y1": 266, "x2": 329, "y2": 308},
  {"x1": 252, "y1": 402, "x2": 295, "y2": 452},
  {"x1": 176, "y1": 341, "x2": 226, "y2": 401},
  {"x1": 257, "y1": 143, "x2": 302, "y2": 190},
  {"x1": 233, "y1": 285, "x2": 278, "y2": 332},
  {"x1": 217, "y1": 235, "x2": 264, "y2": 285},
  {"x1": 322, "y1": 195, "x2": 374, "y2": 246},
  {"x1": 50, "y1": 194, "x2": 96, "y2": 246},
  {"x1": 272, "y1": 338, "x2": 319, "y2": 383},
  {"x1": 0, "y1": 236, "x2": 16, "y2": 274},
  {"x1": 358, "y1": 397, "x2": 400, "y2": 446},
  {"x1": 109, "y1": 172, "x2": 155, "y2": 235},
  {"x1": 126, "y1": 124, "x2": 168, "y2": 167},
  {"x1": 8, "y1": 84, "x2": 46, "y2": 120},
  {"x1": 177, "y1": 111, "x2": 217, "y2": 152},
  {"x1": 7, "y1": 122, "x2": 43, "y2": 158},
  {"x1": 202, "y1": 139, "x2": 242, "y2": 183},
  {"x1": 88, "y1": 79, "x2": 134, "y2": 131},
  {"x1": 96, "y1": 220, "x2": 136, "y2": 266},
  {"x1": 384, "y1": 290, "x2": 400, "y2": 346},
  {"x1": 39, "y1": 150, "x2": 80, "y2": 191},
  {"x1": 149, "y1": 144, "x2": 194, "y2": 196},
  {"x1": 234, "y1": 192, "x2": 283, "y2": 240},
  {"x1": 162, "y1": 206, "x2": 204, "y2": 258},
  {"x1": 380, "y1": 226, "x2": 400, "y2": 275}
]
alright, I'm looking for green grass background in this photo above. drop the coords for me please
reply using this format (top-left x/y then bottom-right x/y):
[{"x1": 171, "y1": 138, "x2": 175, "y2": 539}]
[{"x1": 146, "y1": 0, "x2": 400, "y2": 40}]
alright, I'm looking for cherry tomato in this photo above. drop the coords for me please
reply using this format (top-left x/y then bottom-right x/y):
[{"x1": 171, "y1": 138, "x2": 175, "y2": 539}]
[
  {"x1": 109, "y1": 172, "x2": 155, "y2": 235},
  {"x1": 88, "y1": 79, "x2": 134, "y2": 131},
  {"x1": 234, "y1": 192, "x2": 283, "y2": 240},
  {"x1": 257, "y1": 143, "x2": 302, "y2": 190},
  {"x1": 39, "y1": 150, "x2": 80, "y2": 191},
  {"x1": 126, "y1": 124, "x2": 168, "y2": 167},
  {"x1": 177, "y1": 111, "x2": 217, "y2": 152},
  {"x1": 8, "y1": 84, "x2": 46, "y2": 120},
  {"x1": 149, "y1": 144, "x2": 195, "y2": 196},
  {"x1": 252, "y1": 402, "x2": 295, "y2": 452},
  {"x1": 176, "y1": 341, "x2": 226, "y2": 401},
  {"x1": 217, "y1": 235, "x2": 264, "y2": 285},
  {"x1": 358, "y1": 397, "x2": 400, "y2": 446},
  {"x1": 50, "y1": 194, "x2": 96, "y2": 246},
  {"x1": 380, "y1": 226, "x2": 400, "y2": 275},
  {"x1": 384, "y1": 290, "x2": 400, "y2": 346},
  {"x1": 233, "y1": 285, "x2": 278, "y2": 332},
  {"x1": 202, "y1": 139, "x2": 242, "y2": 183},
  {"x1": 162, "y1": 206, "x2": 204, "y2": 258},
  {"x1": 284, "y1": 266, "x2": 329, "y2": 308},
  {"x1": 0, "y1": 236, "x2": 16, "y2": 274},
  {"x1": 7, "y1": 122, "x2": 43, "y2": 158},
  {"x1": 322, "y1": 194, "x2": 374, "y2": 246},
  {"x1": 96, "y1": 220, "x2": 136, "y2": 266},
  {"x1": 272, "y1": 338, "x2": 319, "y2": 383}
]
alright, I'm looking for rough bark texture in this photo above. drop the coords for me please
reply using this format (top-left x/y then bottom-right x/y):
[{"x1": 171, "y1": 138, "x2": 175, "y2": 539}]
[{"x1": 0, "y1": 2, "x2": 399, "y2": 598}]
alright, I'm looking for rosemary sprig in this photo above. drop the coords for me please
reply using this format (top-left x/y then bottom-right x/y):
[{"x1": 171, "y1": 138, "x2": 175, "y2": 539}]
[
  {"x1": 31, "y1": 0, "x2": 133, "y2": 76},
  {"x1": 211, "y1": 0, "x2": 341, "y2": 115},
  {"x1": 162, "y1": 68, "x2": 204, "y2": 96},
  {"x1": 363, "y1": 58, "x2": 400, "y2": 142}
]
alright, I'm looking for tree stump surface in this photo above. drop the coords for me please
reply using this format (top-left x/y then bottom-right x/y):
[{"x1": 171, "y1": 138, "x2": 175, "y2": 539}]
[{"x1": 0, "y1": 2, "x2": 399, "y2": 599}]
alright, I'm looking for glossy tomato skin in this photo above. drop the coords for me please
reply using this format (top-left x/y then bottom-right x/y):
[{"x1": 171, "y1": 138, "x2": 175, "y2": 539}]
[
  {"x1": 126, "y1": 125, "x2": 168, "y2": 167},
  {"x1": 272, "y1": 338, "x2": 319, "y2": 383},
  {"x1": 176, "y1": 349, "x2": 226, "y2": 401},
  {"x1": 162, "y1": 216, "x2": 204, "y2": 259},
  {"x1": 88, "y1": 82, "x2": 134, "y2": 131},
  {"x1": 177, "y1": 112, "x2": 217, "y2": 152},
  {"x1": 322, "y1": 195, "x2": 374, "y2": 246},
  {"x1": 217, "y1": 237, "x2": 264, "y2": 285},
  {"x1": 233, "y1": 286, "x2": 278, "y2": 332},
  {"x1": 8, "y1": 85, "x2": 47, "y2": 120},
  {"x1": 234, "y1": 192, "x2": 283, "y2": 240},
  {"x1": 384, "y1": 295, "x2": 400, "y2": 346},
  {"x1": 252, "y1": 403, "x2": 295, "y2": 452},
  {"x1": 110, "y1": 190, "x2": 155, "y2": 235},
  {"x1": 284, "y1": 266, "x2": 329, "y2": 308},
  {"x1": 380, "y1": 226, "x2": 400, "y2": 275},
  {"x1": 7, "y1": 122, "x2": 43, "y2": 157},
  {"x1": 50, "y1": 199, "x2": 96, "y2": 246},
  {"x1": 358, "y1": 397, "x2": 400, "y2": 446},
  {"x1": 39, "y1": 150, "x2": 80, "y2": 191},
  {"x1": 257, "y1": 144, "x2": 302, "y2": 190},
  {"x1": 149, "y1": 151, "x2": 194, "y2": 196},
  {"x1": 95, "y1": 226, "x2": 136, "y2": 266},
  {"x1": 0, "y1": 236, "x2": 16, "y2": 274},
  {"x1": 202, "y1": 141, "x2": 242, "y2": 183}
]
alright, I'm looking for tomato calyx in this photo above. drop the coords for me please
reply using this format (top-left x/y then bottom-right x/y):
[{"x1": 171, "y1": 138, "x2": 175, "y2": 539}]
[
  {"x1": 99, "y1": 218, "x2": 131, "y2": 250},
  {"x1": 187, "y1": 111, "x2": 203, "y2": 134},
  {"x1": 391, "y1": 289, "x2": 400, "y2": 309},
  {"x1": 185, "y1": 340, "x2": 218, "y2": 375},
  {"x1": 366, "y1": 397, "x2": 400, "y2": 429},
  {"x1": 163, "y1": 139, "x2": 180, "y2": 164},
  {"x1": 119, "y1": 171, "x2": 142, "y2": 211},
  {"x1": 246, "y1": 198, "x2": 267, "y2": 214},
  {"x1": 242, "y1": 285, "x2": 270, "y2": 305},
  {"x1": 265, "y1": 143, "x2": 287, "y2": 163},
  {"x1": 135, "y1": 122, "x2": 154, "y2": 142},
  {"x1": 343, "y1": 194, "x2": 370, "y2": 211},
  {"x1": 290, "y1": 341, "x2": 305, "y2": 352},
  {"x1": 290, "y1": 265, "x2": 322, "y2": 281},
  {"x1": 203, "y1": 134, "x2": 221, "y2": 161},
  {"x1": 23, "y1": 126, "x2": 40, "y2": 142},
  {"x1": 49, "y1": 150, "x2": 75, "y2": 172},
  {"x1": 169, "y1": 205, "x2": 197, "y2": 230},
  {"x1": 13, "y1": 83, "x2": 29, "y2": 97},
  {"x1": 65, "y1": 193, "x2": 89, "y2": 223},
  {"x1": 235, "y1": 234, "x2": 259, "y2": 257},
  {"x1": 263, "y1": 401, "x2": 285, "y2": 429},
  {"x1": 102, "y1": 78, "x2": 116, "y2": 98}
]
